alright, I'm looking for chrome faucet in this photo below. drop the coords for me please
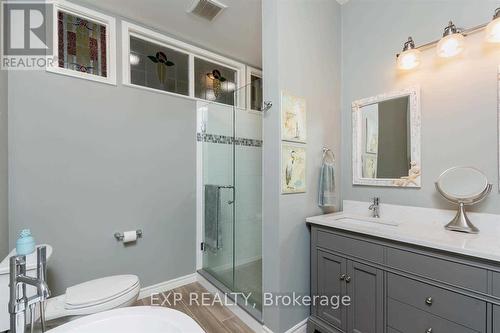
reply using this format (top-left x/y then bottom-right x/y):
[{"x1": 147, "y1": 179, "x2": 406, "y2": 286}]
[
  {"x1": 369, "y1": 197, "x2": 380, "y2": 218},
  {"x1": 9, "y1": 246, "x2": 51, "y2": 333}
]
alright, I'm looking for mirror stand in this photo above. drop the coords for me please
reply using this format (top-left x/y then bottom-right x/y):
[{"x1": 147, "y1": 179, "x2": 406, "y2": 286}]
[
  {"x1": 445, "y1": 202, "x2": 480, "y2": 234},
  {"x1": 436, "y1": 176, "x2": 492, "y2": 234}
]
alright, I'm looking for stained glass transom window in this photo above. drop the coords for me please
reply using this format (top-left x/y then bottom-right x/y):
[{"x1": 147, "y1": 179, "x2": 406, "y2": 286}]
[{"x1": 57, "y1": 11, "x2": 107, "y2": 77}]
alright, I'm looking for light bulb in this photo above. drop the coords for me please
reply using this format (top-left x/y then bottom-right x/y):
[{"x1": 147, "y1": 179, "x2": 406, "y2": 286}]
[
  {"x1": 397, "y1": 49, "x2": 421, "y2": 70},
  {"x1": 437, "y1": 34, "x2": 465, "y2": 58},
  {"x1": 129, "y1": 53, "x2": 140, "y2": 66},
  {"x1": 486, "y1": 9, "x2": 500, "y2": 43},
  {"x1": 437, "y1": 21, "x2": 465, "y2": 58},
  {"x1": 221, "y1": 81, "x2": 236, "y2": 92},
  {"x1": 396, "y1": 37, "x2": 421, "y2": 70},
  {"x1": 205, "y1": 89, "x2": 216, "y2": 101}
]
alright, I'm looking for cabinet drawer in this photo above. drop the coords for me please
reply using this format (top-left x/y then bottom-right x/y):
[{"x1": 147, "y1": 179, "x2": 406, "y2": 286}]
[
  {"x1": 386, "y1": 247, "x2": 487, "y2": 292},
  {"x1": 316, "y1": 229, "x2": 383, "y2": 264},
  {"x1": 388, "y1": 298, "x2": 478, "y2": 333},
  {"x1": 492, "y1": 272, "x2": 500, "y2": 298},
  {"x1": 388, "y1": 273, "x2": 486, "y2": 332}
]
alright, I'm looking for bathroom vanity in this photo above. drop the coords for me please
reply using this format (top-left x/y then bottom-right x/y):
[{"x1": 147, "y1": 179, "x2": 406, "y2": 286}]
[{"x1": 306, "y1": 202, "x2": 500, "y2": 333}]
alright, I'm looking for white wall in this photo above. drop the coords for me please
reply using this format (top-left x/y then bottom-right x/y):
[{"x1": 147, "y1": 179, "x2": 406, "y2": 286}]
[
  {"x1": 262, "y1": 0, "x2": 342, "y2": 331},
  {"x1": 0, "y1": 69, "x2": 7, "y2": 258},
  {"x1": 341, "y1": 0, "x2": 500, "y2": 214}
]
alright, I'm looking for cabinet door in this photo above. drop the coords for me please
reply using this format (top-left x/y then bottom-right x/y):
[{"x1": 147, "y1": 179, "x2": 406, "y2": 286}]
[
  {"x1": 494, "y1": 305, "x2": 500, "y2": 333},
  {"x1": 314, "y1": 250, "x2": 347, "y2": 331},
  {"x1": 346, "y1": 260, "x2": 384, "y2": 333}
]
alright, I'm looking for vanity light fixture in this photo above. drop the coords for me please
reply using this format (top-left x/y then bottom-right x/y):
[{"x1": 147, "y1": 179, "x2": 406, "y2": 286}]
[
  {"x1": 397, "y1": 37, "x2": 421, "y2": 70},
  {"x1": 436, "y1": 21, "x2": 465, "y2": 58},
  {"x1": 396, "y1": 7, "x2": 500, "y2": 70},
  {"x1": 486, "y1": 8, "x2": 500, "y2": 43}
]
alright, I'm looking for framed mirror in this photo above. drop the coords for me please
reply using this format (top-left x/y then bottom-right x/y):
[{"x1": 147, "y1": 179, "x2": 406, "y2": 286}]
[{"x1": 352, "y1": 86, "x2": 421, "y2": 187}]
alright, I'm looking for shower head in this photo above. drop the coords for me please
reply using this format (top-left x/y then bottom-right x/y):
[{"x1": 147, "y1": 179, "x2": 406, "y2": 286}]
[{"x1": 261, "y1": 101, "x2": 273, "y2": 112}]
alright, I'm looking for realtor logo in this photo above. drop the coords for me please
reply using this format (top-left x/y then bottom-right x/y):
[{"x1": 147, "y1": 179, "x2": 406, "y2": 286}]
[{"x1": 1, "y1": 1, "x2": 54, "y2": 69}]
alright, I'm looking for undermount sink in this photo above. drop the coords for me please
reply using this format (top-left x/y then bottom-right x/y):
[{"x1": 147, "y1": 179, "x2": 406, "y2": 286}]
[{"x1": 331, "y1": 214, "x2": 400, "y2": 226}]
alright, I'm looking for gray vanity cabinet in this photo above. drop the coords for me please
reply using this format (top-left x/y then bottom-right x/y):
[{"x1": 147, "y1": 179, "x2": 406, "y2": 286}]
[
  {"x1": 494, "y1": 306, "x2": 500, "y2": 333},
  {"x1": 313, "y1": 251, "x2": 384, "y2": 333},
  {"x1": 316, "y1": 250, "x2": 347, "y2": 331},
  {"x1": 346, "y1": 261, "x2": 384, "y2": 333},
  {"x1": 308, "y1": 224, "x2": 500, "y2": 333},
  {"x1": 310, "y1": 229, "x2": 384, "y2": 333}
]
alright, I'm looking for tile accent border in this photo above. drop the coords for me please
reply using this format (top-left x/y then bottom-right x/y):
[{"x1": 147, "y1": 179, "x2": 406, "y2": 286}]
[{"x1": 197, "y1": 133, "x2": 263, "y2": 147}]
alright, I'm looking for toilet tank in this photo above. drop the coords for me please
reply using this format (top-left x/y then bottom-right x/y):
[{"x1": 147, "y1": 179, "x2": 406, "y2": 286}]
[{"x1": 0, "y1": 245, "x2": 53, "y2": 332}]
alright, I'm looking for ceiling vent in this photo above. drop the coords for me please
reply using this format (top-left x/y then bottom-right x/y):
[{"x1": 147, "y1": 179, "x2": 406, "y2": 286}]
[{"x1": 188, "y1": 0, "x2": 227, "y2": 21}]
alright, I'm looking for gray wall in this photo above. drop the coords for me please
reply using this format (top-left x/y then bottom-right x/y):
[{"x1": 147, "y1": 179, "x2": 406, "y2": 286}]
[
  {"x1": 0, "y1": 70, "x2": 7, "y2": 259},
  {"x1": 262, "y1": 0, "x2": 342, "y2": 331},
  {"x1": 342, "y1": 0, "x2": 500, "y2": 213},
  {"x1": 77, "y1": 0, "x2": 262, "y2": 68},
  {"x1": 8, "y1": 21, "x2": 197, "y2": 295}
]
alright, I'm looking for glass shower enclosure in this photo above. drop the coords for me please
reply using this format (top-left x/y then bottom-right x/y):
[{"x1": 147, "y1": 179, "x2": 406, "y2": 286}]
[{"x1": 197, "y1": 83, "x2": 263, "y2": 320}]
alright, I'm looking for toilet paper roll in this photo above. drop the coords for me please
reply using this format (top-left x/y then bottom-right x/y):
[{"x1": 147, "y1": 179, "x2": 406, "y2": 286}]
[{"x1": 122, "y1": 231, "x2": 137, "y2": 243}]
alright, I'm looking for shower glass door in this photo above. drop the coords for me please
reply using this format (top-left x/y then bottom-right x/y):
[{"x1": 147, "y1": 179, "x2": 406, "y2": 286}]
[
  {"x1": 200, "y1": 95, "x2": 235, "y2": 290},
  {"x1": 199, "y1": 84, "x2": 263, "y2": 319}
]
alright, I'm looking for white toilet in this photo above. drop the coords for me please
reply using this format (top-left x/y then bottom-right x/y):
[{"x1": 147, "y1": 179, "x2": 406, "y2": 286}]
[
  {"x1": 44, "y1": 274, "x2": 140, "y2": 321},
  {"x1": 0, "y1": 245, "x2": 140, "y2": 331}
]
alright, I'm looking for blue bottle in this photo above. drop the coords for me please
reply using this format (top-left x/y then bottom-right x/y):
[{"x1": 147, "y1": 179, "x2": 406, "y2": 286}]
[{"x1": 16, "y1": 229, "x2": 36, "y2": 256}]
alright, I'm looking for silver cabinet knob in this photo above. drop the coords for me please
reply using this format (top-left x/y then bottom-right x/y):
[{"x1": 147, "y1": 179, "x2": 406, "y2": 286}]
[
  {"x1": 345, "y1": 275, "x2": 351, "y2": 283},
  {"x1": 426, "y1": 328, "x2": 433, "y2": 333},
  {"x1": 425, "y1": 297, "x2": 433, "y2": 305},
  {"x1": 339, "y1": 274, "x2": 346, "y2": 281}
]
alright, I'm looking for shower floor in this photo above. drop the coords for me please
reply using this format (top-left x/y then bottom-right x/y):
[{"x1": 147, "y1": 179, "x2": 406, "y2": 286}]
[{"x1": 217, "y1": 259, "x2": 262, "y2": 311}]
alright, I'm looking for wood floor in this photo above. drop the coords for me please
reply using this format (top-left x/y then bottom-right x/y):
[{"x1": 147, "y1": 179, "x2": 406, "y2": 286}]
[{"x1": 134, "y1": 282, "x2": 255, "y2": 333}]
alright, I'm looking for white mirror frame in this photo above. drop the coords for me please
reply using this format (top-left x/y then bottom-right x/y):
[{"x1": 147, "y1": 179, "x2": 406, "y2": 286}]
[
  {"x1": 498, "y1": 65, "x2": 500, "y2": 192},
  {"x1": 352, "y1": 86, "x2": 421, "y2": 188}
]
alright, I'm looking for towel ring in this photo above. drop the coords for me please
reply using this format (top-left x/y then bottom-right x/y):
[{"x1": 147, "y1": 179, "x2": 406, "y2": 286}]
[{"x1": 322, "y1": 148, "x2": 335, "y2": 164}]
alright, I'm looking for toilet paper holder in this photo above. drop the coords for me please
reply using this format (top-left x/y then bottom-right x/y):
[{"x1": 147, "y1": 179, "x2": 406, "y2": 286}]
[{"x1": 114, "y1": 229, "x2": 143, "y2": 241}]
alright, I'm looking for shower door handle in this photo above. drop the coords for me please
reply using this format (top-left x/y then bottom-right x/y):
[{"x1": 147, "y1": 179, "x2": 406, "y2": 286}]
[{"x1": 227, "y1": 200, "x2": 234, "y2": 205}]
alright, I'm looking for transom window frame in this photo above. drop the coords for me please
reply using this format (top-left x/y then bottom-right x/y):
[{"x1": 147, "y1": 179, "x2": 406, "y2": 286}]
[
  {"x1": 122, "y1": 21, "x2": 247, "y2": 109},
  {"x1": 247, "y1": 66, "x2": 263, "y2": 113},
  {"x1": 47, "y1": 0, "x2": 117, "y2": 85}
]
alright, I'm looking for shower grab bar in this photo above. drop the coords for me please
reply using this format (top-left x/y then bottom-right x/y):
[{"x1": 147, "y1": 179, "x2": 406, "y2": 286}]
[{"x1": 217, "y1": 185, "x2": 234, "y2": 189}]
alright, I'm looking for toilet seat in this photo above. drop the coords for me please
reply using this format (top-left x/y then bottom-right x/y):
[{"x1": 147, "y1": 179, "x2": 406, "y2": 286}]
[
  {"x1": 66, "y1": 275, "x2": 140, "y2": 310},
  {"x1": 45, "y1": 275, "x2": 140, "y2": 321}
]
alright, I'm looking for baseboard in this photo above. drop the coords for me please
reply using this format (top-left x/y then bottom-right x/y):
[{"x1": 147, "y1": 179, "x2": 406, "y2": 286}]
[
  {"x1": 263, "y1": 318, "x2": 308, "y2": 333},
  {"x1": 285, "y1": 318, "x2": 308, "y2": 333},
  {"x1": 138, "y1": 273, "x2": 197, "y2": 299}
]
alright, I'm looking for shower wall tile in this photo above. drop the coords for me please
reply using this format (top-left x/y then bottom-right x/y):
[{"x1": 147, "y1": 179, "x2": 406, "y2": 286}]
[
  {"x1": 204, "y1": 103, "x2": 233, "y2": 137},
  {"x1": 236, "y1": 110, "x2": 262, "y2": 141}
]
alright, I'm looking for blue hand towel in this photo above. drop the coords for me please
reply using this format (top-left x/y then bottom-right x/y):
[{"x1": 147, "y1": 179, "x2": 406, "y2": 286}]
[
  {"x1": 318, "y1": 162, "x2": 336, "y2": 207},
  {"x1": 204, "y1": 185, "x2": 222, "y2": 252}
]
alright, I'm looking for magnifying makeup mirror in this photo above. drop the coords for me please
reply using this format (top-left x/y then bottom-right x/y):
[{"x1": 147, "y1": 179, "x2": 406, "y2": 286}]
[{"x1": 435, "y1": 167, "x2": 492, "y2": 234}]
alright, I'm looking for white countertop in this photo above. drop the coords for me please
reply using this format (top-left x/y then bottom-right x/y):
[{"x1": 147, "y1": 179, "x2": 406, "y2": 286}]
[{"x1": 306, "y1": 201, "x2": 500, "y2": 263}]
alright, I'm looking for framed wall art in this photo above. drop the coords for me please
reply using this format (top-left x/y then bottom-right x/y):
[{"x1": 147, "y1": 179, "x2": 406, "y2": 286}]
[
  {"x1": 281, "y1": 91, "x2": 307, "y2": 143},
  {"x1": 281, "y1": 143, "x2": 306, "y2": 194}
]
